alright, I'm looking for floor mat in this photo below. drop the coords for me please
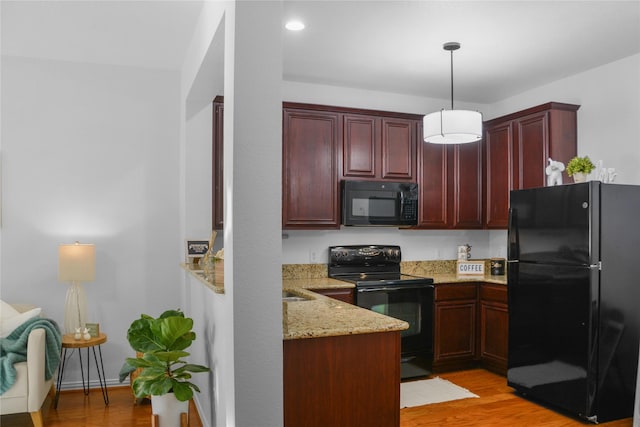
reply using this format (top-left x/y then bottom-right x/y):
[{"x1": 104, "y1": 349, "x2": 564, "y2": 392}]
[{"x1": 400, "y1": 377, "x2": 479, "y2": 408}]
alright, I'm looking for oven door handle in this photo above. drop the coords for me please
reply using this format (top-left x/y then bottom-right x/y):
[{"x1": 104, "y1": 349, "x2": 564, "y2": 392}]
[{"x1": 358, "y1": 285, "x2": 432, "y2": 292}]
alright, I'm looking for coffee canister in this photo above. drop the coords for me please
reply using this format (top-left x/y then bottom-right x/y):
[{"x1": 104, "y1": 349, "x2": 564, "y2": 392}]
[{"x1": 490, "y1": 258, "x2": 505, "y2": 276}]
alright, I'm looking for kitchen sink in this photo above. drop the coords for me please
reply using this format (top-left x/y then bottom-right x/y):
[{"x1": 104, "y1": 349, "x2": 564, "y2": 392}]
[{"x1": 282, "y1": 291, "x2": 313, "y2": 302}]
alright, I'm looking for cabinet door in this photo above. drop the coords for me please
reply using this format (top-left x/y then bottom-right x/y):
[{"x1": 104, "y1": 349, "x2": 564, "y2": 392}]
[
  {"x1": 434, "y1": 300, "x2": 477, "y2": 364},
  {"x1": 381, "y1": 117, "x2": 415, "y2": 180},
  {"x1": 479, "y1": 284, "x2": 508, "y2": 375},
  {"x1": 450, "y1": 142, "x2": 483, "y2": 229},
  {"x1": 342, "y1": 115, "x2": 415, "y2": 181},
  {"x1": 342, "y1": 114, "x2": 378, "y2": 179},
  {"x1": 484, "y1": 122, "x2": 513, "y2": 229},
  {"x1": 417, "y1": 141, "x2": 449, "y2": 228},
  {"x1": 433, "y1": 283, "x2": 478, "y2": 371},
  {"x1": 514, "y1": 112, "x2": 549, "y2": 190},
  {"x1": 283, "y1": 109, "x2": 341, "y2": 229},
  {"x1": 212, "y1": 100, "x2": 224, "y2": 230}
]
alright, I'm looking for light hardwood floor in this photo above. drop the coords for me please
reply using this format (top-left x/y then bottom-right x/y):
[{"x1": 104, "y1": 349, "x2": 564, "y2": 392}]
[
  {"x1": 1, "y1": 370, "x2": 633, "y2": 426},
  {"x1": 0, "y1": 386, "x2": 203, "y2": 427},
  {"x1": 402, "y1": 369, "x2": 633, "y2": 427}
]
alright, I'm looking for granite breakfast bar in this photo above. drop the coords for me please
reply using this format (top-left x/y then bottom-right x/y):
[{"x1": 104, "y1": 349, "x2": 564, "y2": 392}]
[{"x1": 282, "y1": 277, "x2": 407, "y2": 427}]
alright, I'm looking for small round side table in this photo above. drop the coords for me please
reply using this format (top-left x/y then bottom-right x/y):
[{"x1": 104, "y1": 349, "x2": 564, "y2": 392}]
[{"x1": 54, "y1": 333, "x2": 109, "y2": 408}]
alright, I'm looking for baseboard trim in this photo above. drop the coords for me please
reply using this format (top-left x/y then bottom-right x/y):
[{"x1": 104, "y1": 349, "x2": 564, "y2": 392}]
[{"x1": 58, "y1": 378, "x2": 125, "y2": 391}]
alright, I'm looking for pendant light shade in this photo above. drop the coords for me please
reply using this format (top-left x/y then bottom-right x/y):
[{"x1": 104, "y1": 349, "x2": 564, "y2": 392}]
[
  {"x1": 424, "y1": 42, "x2": 482, "y2": 144},
  {"x1": 423, "y1": 109, "x2": 483, "y2": 144}
]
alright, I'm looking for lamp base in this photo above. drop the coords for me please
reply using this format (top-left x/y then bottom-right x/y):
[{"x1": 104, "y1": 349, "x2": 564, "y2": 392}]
[{"x1": 64, "y1": 282, "x2": 87, "y2": 334}]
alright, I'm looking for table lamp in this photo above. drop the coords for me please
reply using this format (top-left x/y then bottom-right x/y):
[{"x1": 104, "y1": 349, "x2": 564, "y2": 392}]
[{"x1": 58, "y1": 242, "x2": 95, "y2": 334}]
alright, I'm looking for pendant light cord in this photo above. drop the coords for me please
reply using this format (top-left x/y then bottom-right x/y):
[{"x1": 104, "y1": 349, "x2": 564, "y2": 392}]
[{"x1": 450, "y1": 48, "x2": 454, "y2": 110}]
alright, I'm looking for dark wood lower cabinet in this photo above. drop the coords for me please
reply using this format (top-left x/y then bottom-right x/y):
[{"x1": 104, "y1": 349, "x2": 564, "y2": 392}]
[
  {"x1": 479, "y1": 284, "x2": 509, "y2": 375},
  {"x1": 313, "y1": 287, "x2": 354, "y2": 304},
  {"x1": 433, "y1": 282, "x2": 509, "y2": 375},
  {"x1": 284, "y1": 331, "x2": 401, "y2": 427},
  {"x1": 433, "y1": 283, "x2": 478, "y2": 372}
]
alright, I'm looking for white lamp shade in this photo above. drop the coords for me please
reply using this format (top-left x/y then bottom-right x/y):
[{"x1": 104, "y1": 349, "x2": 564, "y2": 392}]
[
  {"x1": 58, "y1": 243, "x2": 96, "y2": 282},
  {"x1": 423, "y1": 109, "x2": 483, "y2": 144}
]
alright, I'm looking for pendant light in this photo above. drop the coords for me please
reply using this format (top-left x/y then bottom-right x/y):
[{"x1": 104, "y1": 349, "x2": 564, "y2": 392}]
[{"x1": 423, "y1": 42, "x2": 482, "y2": 144}]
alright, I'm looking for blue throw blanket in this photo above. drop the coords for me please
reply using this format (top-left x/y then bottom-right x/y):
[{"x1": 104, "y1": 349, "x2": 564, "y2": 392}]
[{"x1": 0, "y1": 317, "x2": 62, "y2": 395}]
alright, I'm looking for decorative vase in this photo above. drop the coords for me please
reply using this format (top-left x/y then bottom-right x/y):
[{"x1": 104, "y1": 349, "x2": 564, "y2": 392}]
[
  {"x1": 202, "y1": 250, "x2": 216, "y2": 282},
  {"x1": 151, "y1": 394, "x2": 189, "y2": 427},
  {"x1": 573, "y1": 172, "x2": 587, "y2": 183}
]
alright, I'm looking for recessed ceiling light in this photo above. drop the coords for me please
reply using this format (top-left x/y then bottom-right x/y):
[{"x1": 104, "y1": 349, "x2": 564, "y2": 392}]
[{"x1": 285, "y1": 20, "x2": 305, "y2": 31}]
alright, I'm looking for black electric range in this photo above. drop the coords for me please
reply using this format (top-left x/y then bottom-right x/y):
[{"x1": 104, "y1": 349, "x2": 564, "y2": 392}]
[{"x1": 328, "y1": 245, "x2": 434, "y2": 379}]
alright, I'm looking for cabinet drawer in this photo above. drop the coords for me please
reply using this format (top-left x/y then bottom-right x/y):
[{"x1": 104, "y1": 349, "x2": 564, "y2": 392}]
[
  {"x1": 480, "y1": 284, "x2": 507, "y2": 304},
  {"x1": 313, "y1": 288, "x2": 354, "y2": 305},
  {"x1": 435, "y1": 283, "x2": 477, "y2": 301}
]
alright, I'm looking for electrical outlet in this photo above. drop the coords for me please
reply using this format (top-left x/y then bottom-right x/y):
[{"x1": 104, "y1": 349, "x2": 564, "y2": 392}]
[{"x1": 309, "y1": 250, "x2": 318, "y2": 263}]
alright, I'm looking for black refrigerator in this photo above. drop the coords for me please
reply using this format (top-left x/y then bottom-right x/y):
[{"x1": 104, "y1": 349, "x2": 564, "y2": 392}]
[{"x1": 507, "y1": 181, "x2": 640, "y2": 423}]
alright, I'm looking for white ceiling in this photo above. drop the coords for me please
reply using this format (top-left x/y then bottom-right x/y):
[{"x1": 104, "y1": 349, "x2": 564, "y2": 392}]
[{"x1": 2, "y1": 1, "x2": 639, "y2": 104}]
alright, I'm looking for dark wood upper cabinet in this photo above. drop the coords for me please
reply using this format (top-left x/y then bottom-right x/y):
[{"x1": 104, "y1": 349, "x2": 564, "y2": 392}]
[
  {"x1": 214, "y1": 100, "x2": 575, "y2": 231},
  {"x1": 483, "y1": 102, "x2": 579, "y2": 229},
  {"x1": 342, "y1": 114, "x2": 416, "y2": 181},
  {"x1": 380, "y1": 117, "x2": 415, "y2": 180},
  {"x1": 417, "y1": 141, "x2": 448, "y2": 228},
  {"x1": 282, "y1": 107, "x2": 341, "y2": 229},
  {"x1": 342, "y1": 114, "x2": 378, "y2": 178},
  {"x1": 212, "y1": 97, "x2": 224, "y2": 230},
  {"x1": 417, "y1": 133, "x2": 483, "y2": 229},
  {"x1": 450, "y1": 142, "x2": 483, "y2": 229},
  {"x1": 484, "y1": 121, "x2": 513, "y2": 229}
]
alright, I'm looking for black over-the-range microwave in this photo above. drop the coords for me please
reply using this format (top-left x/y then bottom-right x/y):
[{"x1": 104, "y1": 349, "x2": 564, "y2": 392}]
[{"x1": 341, "y1": 180, "x2": 418, "y2": 226}]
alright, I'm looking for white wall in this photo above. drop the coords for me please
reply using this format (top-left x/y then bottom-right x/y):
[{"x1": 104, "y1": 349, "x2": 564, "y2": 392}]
[
  {"x1": 1, "y1": 56, "x2": 181, "y2": 386},
  {"x1": 180, "y1": 1, "x2": 284, "y2": 426},
  {"x1": 283, "y1": 80, "x2": 484, "y2": 117},
  {"x1": 283, "y1": 229, "x2": 500, "y2": 264}
]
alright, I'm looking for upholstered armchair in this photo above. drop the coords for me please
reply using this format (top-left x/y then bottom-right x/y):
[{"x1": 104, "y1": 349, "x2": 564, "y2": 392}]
[{"x1": 0, "y1": 304, "x2": 57, "y2": 427}]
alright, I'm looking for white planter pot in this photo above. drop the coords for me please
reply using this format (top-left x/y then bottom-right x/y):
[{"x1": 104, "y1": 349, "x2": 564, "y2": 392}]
[
  {"x1": 573, "y1": 172, "x2": 587, "y2": 183},
  {"x1": 151, "y1": 394, "x2": 189, "y2": 427}
]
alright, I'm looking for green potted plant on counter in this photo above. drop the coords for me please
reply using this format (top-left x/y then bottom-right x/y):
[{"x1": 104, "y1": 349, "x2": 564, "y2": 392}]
[
  {"x1": 119, "y1": 309, "x2": 210, "y2": 426},
  {"x1": 566, "y1": 156, "x2": 595, "y2": 183}
]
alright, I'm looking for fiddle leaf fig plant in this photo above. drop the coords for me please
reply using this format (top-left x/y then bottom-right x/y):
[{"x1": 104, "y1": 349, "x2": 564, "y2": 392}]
[
  {"x1": 118, "y1": 309, "x2": 210, "y2": 402},
  {"x1": 566, "y1": 156, "x2": 595, "y2": 176}
]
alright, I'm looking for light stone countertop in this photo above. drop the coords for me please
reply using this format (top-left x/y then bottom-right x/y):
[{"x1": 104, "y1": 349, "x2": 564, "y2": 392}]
[
  {"x1": 282, "y1": 288, "x2": 409, "y2": 340},
  {"x1": 281, "y1": 263, "x2": 507, "y2": 341},
  {"x1": 429, "y1": 273, "x2": 507, "y2": 285},
  {"x1": 184, "y1": 261, "x2": 507, "y2": 341},
  {"x1": 181, "y1": 263, "x2": 225, "y2": 294}
]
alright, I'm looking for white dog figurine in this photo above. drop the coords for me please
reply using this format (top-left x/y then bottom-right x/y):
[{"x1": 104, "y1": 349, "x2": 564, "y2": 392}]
[{"x1": 546, "y1": 158, "x2": 565, "y2": 186}]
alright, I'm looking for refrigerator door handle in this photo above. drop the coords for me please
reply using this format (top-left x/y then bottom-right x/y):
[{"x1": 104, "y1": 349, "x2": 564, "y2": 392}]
[{"x1": 508, "y1": 207, "x2": 519, "y2": 260}]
